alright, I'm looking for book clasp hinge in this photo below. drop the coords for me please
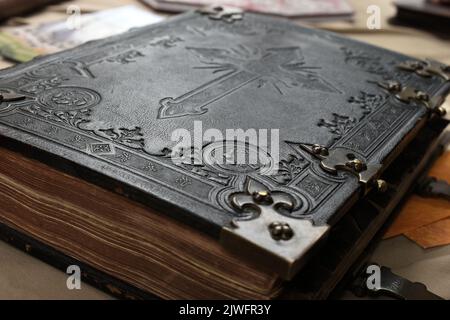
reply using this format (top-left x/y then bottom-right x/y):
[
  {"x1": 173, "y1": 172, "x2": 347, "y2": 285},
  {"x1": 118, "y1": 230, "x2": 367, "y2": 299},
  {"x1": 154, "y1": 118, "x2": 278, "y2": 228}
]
[
  {"x1": 299, "y1": 144, "x2": 386, "y2": 194},
  {"x1": 197, "y1": 5, "x2": 244, "y2": 23},
  {"x1": 378, "y1": 80, "x2": 447, "y2": 118},
  {"x1": 397, "y1": 59, "x2": 450, "y2": 82}
]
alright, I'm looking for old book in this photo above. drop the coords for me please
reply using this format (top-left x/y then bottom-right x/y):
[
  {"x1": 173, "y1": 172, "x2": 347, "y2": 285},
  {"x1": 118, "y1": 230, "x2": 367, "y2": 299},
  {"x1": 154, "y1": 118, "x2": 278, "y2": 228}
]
[{"x1": 0, "y1": 8, "x2": 448, "y2": 299}]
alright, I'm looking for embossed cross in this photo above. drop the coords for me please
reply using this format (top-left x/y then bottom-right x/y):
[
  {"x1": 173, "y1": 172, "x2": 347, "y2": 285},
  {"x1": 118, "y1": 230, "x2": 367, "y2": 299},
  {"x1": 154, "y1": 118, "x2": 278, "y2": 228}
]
[{"x1": 158, "y1": 46, "x2": 339, "y2": 119}]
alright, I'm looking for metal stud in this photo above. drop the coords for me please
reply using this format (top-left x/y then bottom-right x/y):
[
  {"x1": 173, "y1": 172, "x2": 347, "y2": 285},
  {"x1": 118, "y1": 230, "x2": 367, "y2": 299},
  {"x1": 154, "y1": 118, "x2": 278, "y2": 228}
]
[
  {"x1": 268, "y1": 221, "x2": 294, "y2": 241},
  {"x1": 311, "y1": 144, "x2": 329, "y2": 156},
  {"x1": 346, "y1": 158, "x2": 366, "y2": 172},
  {"x1": 415, "y1": 90, "x2": 429, "y2": 102},
  {"x1": 435, "y1": 106, "x2": 447, "y2": 117},
  {"x1": 378, "y1": 81, "x2": 447, "y2": 118},
  {"x1": 252, "y1": 190, "x2": 272, "y2": 204}
]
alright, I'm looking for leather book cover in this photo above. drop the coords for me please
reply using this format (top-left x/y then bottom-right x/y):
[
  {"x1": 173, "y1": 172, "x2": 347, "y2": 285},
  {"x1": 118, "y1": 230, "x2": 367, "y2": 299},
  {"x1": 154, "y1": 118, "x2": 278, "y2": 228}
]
[{"x1": 0, "y1": 9, "x2": 448, "y2": 279}]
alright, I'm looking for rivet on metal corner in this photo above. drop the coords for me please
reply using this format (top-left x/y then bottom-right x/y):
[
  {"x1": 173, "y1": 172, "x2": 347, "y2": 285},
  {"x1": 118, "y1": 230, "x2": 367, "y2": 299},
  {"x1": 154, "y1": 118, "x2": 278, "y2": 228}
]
[{"x1": 269, "y1": 221, "x2": 294, "y2": 241}]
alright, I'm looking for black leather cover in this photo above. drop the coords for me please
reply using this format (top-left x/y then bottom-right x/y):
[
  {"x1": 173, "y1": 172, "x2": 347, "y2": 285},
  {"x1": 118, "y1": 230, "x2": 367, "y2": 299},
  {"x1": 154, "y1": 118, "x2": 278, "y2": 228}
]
[{"x1": 0, "y1": 11, "x2": 448, "y2": 276}]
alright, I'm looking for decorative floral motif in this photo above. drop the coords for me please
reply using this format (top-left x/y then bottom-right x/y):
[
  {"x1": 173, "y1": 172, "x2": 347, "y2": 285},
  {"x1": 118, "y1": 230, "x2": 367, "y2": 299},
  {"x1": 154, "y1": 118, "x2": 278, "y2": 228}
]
[
  {"x1": 168, "y1": 145, "x2": 231, "y2": 185},
  {"x1": 318, "y1": 92, "x2": 387, "y2": 141},
  {"x1": 116, "y1": 150, "x2": 131, "y2": 163},
  {"x1": 341, "y1": 47, "x2": 410, "y2": 81},
  {"x1": 23, "y1": 105, "x2": 91, "y2": 128},
  {"x1": 90, "y1": 143, "x2": 112, "y2": 154},
  {"x1": 318, "y1": 113, "x2": 357, "y2": 139},
  {"x1": 149, "y1": 36, "x2": 183, "y2": 48},
  {"x1": 106, "y1": 50, "x2": 144, "y2": 64},
  {"x1": 97, "y1": 127, "x2": 145, "y2": 150},
  {"x1": 38, "y1": 87, "x2": 101, "y2": 111},
  {"x1": 341, "y1": 47, "x2": 387, "y2": 76},
  {"x1": 348, "y1": 92, "x2": 387, "y2": 116},
  {"x1": 142, "y1": 162, "x2": 158, "y2": 172},
  {"x1": 175, "y1": 176, "x2": 192, "y2": 188},
  {"x1": 343, "y1": 104, "x2": 406, "y2": 153},
  {"x1": 21, "y1": 77, "x2": 62, "y2": 94},
  {"x1": 296, "y1": 175, "x2": 329, "y2": 199},
  {"x1": 271, "y1": 154, "x2": 309, "y2": 184}
]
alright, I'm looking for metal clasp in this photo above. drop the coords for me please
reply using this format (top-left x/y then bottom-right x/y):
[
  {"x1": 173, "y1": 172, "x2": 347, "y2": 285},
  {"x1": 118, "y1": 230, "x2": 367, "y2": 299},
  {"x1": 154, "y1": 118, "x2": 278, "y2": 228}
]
[
  {"x1": 0, "y1": 89, "x2": 26, "y2": 103},
  {"x1": 378, "y1": 81, "x2": 446, "y2": 117},
  {"x1": 398, "y1": 59, "x2": 450, "y2": 81},
  {"x1": 300, "y1": 144, "x2": 385, "y2": 193},
  {"x1": 198, "y1": 5, "x2": 244, "y2": 23}
]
